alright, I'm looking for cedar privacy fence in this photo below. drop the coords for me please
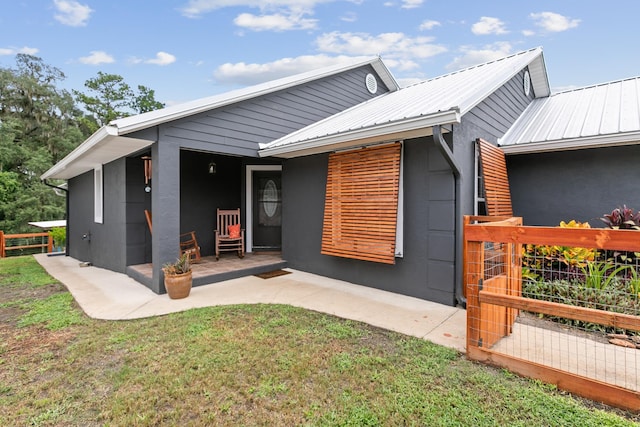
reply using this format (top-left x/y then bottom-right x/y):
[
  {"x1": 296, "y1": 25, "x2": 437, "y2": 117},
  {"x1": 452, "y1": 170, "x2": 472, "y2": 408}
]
[
  {"x1": 0, "y1": 231, "x2": 54, "y2": 258},
  {"x1": 464, "y1": 216, "x2": 640, "y2": 411}
]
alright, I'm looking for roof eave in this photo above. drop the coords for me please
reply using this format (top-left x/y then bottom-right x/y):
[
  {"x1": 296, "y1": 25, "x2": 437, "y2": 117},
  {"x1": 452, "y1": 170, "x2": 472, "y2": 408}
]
[
  {"x1": 259, "y1": 109, "x2": 461, "y2": 158},
  {"x1": 501, "y1": 132, "x2": 640, "y2": 155},
  {"x1": 41, "y1": 125, "x2": 153, "y2": 180}
]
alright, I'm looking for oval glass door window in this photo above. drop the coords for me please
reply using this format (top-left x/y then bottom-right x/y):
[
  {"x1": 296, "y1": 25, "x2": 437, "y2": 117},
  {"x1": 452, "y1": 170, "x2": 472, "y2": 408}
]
[{"x1": 263, "y1": 179, "x2": 278, "y2": 217}]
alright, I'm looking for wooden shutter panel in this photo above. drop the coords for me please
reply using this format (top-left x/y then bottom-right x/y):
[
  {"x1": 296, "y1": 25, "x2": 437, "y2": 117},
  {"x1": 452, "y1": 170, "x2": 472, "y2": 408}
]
[
  {"x1": 477, "y1": 138, "x2": 513, "y2": 217},
  {"x1": 321, "y1": 143, "x2": 401, "y2": 264}
]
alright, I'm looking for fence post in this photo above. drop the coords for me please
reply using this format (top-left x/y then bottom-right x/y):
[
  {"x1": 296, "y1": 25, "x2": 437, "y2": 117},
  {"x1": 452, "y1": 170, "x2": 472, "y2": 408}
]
[
  {"x1": 0, "y1": 231, "x2": 4, "y2": 257},
  {"x1": 465, "y1": 237, "x2": 483, "y2": 350}
]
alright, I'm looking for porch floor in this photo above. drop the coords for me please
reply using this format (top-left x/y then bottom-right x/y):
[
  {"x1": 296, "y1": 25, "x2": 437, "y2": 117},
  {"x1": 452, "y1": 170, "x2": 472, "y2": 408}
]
[{"x1": 126, "y1": 252, "x2": 287, "y2": 288}]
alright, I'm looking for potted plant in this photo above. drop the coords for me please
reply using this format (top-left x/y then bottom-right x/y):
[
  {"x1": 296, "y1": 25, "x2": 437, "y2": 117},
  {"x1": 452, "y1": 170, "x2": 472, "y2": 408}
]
[
  {"x1": 50, "y1": 227, "x2": 66, "y2": 252},
  {"x1": 162, "y1": 253, "x2": 192, "y2": 299}
]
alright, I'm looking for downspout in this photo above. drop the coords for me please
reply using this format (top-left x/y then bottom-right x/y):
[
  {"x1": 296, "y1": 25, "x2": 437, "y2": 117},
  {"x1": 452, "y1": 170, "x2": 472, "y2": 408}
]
[
  {"x1": 432, "y1": 125, "x2": 466, "y2": 308},
  {"x1": 43, "y1": 179, "x2": 69, "y2": 256}
]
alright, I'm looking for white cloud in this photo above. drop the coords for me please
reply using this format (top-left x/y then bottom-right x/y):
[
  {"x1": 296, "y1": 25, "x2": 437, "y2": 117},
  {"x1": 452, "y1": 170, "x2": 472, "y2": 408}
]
[
  {"x1": 180, "y1": 0, "x2": 334, "y2": 18},
  {"x1": 234, "y1": 12, "x2": 317, "y2": 31},
  {"x1": 446, "y1": 42, "x2": 513, "y2": 70},
  {"x1": 419, "y1": 20, "x2": 441, "y2": 31},
  {"x1": 213, "y1": 54, "x2": 370, "y2": 85},
  {"x1": 401, "y1": 0, "x2": 423, "y2": 9},
  {"x1": 471, "y1": 17, "x2": 508, "y2": 35},
  {"x1": 521, "y1": 29, "x2": 535, "y2": 37},
  {"x1": 316, "y1": 31, "x2": 447, "y2": 62},
  {"x1": 530, "y1": 11, "x2": 580, "y2": 32},
  {"x1": 53, "y1": 0, "x2": 93, "y2": 27},
  {"x1": 79, "y1": 51, "x2": 115, "y2": 65},
  {"x1": 0, "y1": 46, "x2": 39, "y2": 56},
  {"x1": 340, "y1": 11, "x2": 357, "y2": 22},
  {"x1": 145, "y1": 52, "x2": 177, "y2": 65}
]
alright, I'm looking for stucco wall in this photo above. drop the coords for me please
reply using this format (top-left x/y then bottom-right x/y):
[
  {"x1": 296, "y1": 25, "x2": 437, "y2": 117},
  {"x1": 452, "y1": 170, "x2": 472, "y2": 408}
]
[
  {"x1": 281, "y1": 137, "x2": 456, "y2": 306},
  {"x1": 67, "y1": 158, "x2": 127, "y2": 273},
  {"x1": 507, "y1": 145, "x2": 640, "y2": 226}
]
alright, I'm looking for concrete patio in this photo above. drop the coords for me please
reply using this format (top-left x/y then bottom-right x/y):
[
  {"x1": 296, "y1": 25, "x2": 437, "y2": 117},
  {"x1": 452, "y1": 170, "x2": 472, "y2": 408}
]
[{"x1": 34, "y1": 253, "x2": 467, "y2": 353}]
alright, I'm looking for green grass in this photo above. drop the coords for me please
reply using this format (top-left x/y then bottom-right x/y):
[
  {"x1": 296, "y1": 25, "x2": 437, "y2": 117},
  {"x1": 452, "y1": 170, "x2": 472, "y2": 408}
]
[{"x1": 0, "y1": 256, "x2": 637, "y2": 426}]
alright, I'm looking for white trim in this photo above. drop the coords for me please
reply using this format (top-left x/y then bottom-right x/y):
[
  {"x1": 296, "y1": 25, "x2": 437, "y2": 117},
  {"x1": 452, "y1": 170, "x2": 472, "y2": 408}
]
[
  {"x1": 500, "y1": 132, "x2": 640, "y2": 155},
  {"x1": 395, "y1": 143, "x2": 404, "y2": 258},
  {"x1": 259, "y1": 109, "x2": 460, "y2": 158},
  {"x1": 94, "y1": 166, "x2": 103, "y2": 224},
  {"x1": 245, "y1": 165, "x2": 282, "y2": 253}
]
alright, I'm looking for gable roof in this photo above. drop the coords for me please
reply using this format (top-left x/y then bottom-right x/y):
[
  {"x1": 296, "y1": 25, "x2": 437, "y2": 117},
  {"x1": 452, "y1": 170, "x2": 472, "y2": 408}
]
[
  {"x1": 42, "y1": 57, "x2": 397, "y2": 180},
  {"x1": 259, "y1": 47, "x2": 549, "y2": 158},
  {"x1": 500, "y1": 76, "x2": 640, "y2": 154}
]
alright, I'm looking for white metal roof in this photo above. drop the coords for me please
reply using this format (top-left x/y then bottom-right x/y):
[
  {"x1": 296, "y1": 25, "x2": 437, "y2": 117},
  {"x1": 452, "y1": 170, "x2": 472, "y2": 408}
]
[
  {"x1": 42, "y1": 56, "x2": 397, "y2": 180},
  {"x1": 28, "y1": 220, "x2": 67, "y2": 229},
  {"x1": 260, "y1": 47, "x2": 549, "y2": 158},
  {"x1": 500, "y1": 76, "x2": 640, "y2": 154}
]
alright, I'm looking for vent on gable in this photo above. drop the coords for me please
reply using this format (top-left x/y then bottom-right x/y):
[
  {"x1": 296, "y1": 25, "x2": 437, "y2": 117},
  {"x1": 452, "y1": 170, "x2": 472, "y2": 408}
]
[{"x1": 365, "y1": 73, "x2": 378, "y2": 94}]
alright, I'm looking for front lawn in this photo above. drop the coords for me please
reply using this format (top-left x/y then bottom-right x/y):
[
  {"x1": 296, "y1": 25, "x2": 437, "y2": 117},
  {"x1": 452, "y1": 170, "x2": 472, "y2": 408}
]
[{"x1": 0, "y1": 256, "x2": 637, "y2": 426}]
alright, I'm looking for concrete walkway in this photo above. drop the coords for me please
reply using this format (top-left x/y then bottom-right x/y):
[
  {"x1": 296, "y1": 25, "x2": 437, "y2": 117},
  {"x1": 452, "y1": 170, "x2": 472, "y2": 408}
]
[{"x1": 34, "y1": 253, "x2": 467, "y2": 352}]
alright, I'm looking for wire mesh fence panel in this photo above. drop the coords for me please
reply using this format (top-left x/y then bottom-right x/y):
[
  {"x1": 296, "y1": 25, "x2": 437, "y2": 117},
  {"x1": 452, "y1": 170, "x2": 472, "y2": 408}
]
[{"x1": 464, "y1": 216, "x2": 640, "y2": 411}]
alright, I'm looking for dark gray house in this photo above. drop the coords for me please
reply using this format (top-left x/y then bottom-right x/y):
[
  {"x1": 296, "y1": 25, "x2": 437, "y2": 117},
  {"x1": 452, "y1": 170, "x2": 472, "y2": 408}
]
[
  {"x1": 41, "y1": 57, "x2": 399, "y2": 294},
  {"x1": 46, "y1": 46, "x2": 638, "y2": 307}
]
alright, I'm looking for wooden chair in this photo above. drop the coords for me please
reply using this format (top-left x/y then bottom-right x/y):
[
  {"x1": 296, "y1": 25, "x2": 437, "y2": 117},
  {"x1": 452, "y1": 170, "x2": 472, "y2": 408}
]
[
  {"x1": 214, "y1": 208, "x2": 244, "y2": 260},
  {"x1": 144, "y1": 210, "x2": 201, "y2": 263}
]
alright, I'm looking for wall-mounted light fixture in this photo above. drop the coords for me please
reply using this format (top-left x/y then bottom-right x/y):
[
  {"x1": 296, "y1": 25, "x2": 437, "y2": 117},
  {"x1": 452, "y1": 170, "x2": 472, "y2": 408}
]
[{"x1": 208, "y1": 162, "x2": 217, "y2": 175}]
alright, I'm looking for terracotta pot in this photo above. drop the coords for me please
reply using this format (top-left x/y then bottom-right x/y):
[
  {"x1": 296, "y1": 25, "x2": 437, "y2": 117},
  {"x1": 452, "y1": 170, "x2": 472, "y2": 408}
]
[{"x1": 164, "y1": 271, "x2": 192, "y2": 299}]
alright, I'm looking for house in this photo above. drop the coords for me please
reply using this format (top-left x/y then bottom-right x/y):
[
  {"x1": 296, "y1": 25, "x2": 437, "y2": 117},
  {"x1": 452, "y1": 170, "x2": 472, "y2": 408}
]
[
  {"x1": 499, "y1": 77, "x2": 640, "y2": 226},
  {"x1": 45, "y1": 46, "x2": 638, "y2": 307},
  {"x1": 41, "y1": 57, "x2": 399, "y2": 294}
]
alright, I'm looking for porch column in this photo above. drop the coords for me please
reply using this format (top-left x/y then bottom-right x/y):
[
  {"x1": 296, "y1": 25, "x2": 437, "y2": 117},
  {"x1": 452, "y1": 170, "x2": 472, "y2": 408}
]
[{"x1": 151, "y1": 140, "x2": 181, "y2": 293}]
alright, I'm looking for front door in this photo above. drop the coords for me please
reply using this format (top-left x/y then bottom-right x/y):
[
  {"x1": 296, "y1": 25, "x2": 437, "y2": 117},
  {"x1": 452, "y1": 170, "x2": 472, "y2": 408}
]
[{"x1": 252, "y1": 171, "x2": 282, "y2": 251}]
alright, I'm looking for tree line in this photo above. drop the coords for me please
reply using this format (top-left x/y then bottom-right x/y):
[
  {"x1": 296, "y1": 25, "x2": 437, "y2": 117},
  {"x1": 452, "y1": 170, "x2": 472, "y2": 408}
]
[{"x1": 0, "y1": 54, "x2": 165, "y2": 233}]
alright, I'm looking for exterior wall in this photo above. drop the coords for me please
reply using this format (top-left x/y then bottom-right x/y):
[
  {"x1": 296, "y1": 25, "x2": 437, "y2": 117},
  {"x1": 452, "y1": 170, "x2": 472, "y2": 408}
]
[
  {"x1": 507, "y1": 145, "x2": 640, "y2": 226},
  {"x1": 67, "y1": 159, "x2": 128, "y2": 273},
  {"x1": 125, "y1": 156, "x2": 151, "y2": 265},
  {"x1": 67, "y1": 170, "x2": 93, "y2": 263},
  {"x1": 179, "y1": 150, "x2": 243, "y2": 257},
  {"x1": 129, "y1": 65, "x2": 389, "y2": 157},
  {"x1": 281, "y1": 136, "x2": 456, "y2": 306},
  {"x1": 453, "y1": 68, "x2": 536, "y2": 216}
]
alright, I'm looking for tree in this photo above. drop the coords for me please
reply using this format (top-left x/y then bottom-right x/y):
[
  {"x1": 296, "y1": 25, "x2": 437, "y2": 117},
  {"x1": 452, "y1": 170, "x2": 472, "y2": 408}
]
[
  {"x1": 74, "y1": 73, "x2": 165, "y2": 130},
  {"x1": 0, "y1": 54, "x2": 84, "y2": 233}
]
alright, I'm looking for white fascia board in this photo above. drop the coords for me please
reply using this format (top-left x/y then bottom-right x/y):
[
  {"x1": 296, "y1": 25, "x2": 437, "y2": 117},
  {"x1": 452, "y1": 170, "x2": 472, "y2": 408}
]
[
  {"x1": 501, "y1": 132, "x2": 640, "y2": 155},
  {"x1": 41, "y1": 126, "x2": 116, "y2": 180},
  {"x1": 259, "y1": 109, "x2": 460, "y2": 158}
]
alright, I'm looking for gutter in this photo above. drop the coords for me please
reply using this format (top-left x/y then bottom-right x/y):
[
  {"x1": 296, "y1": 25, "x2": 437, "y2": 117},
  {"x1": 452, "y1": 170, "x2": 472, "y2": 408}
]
[
  {"x1": 43, "y1": 180, "x2": 69, "y2": 256},
  {"x1": 433, "y1": 125, "x2": 466, "y2": 308}
]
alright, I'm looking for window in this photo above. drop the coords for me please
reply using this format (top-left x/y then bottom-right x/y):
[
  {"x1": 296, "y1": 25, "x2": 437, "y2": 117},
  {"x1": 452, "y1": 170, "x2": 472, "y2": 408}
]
[
  {"x1": 321, "y1": 142, "x2": 402, "y2": 264},
  {"x1": 94, "y1": 166, "x2": 103, "y2": 223}
]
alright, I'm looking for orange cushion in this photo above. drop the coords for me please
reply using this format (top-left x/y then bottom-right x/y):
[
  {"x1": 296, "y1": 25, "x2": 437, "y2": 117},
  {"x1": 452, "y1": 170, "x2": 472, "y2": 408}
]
[{"x1": 228, "y1": 224, "x2": 240, "y2": 238}]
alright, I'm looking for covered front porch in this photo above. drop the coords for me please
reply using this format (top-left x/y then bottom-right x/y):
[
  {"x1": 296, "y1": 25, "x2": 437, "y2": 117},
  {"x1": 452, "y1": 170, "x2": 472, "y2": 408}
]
[{"x1": 127, "y1": 252, "x2": 287, "y2": 289}]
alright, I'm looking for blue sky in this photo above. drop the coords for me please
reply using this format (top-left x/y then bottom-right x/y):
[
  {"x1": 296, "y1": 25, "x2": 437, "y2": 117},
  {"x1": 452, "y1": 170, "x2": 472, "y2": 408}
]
[{"x1": 1, "y1": 1, "x2": 639, "y2": 106}]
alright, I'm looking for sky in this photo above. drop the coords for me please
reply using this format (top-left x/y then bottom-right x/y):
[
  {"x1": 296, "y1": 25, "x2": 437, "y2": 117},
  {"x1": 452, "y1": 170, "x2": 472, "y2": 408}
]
[{"x1": 1, "y1": 1, "x2": 639, "y2": 107}]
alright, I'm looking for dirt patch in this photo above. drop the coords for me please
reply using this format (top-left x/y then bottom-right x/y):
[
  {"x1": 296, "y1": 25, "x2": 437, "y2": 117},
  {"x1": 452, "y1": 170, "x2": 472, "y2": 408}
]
[
  {"x1": 516, "y1": 312, "x2": 610, "y2": 345},
  {"x1": 0, "y1": 282, "x2": 67, "y2": 326}
]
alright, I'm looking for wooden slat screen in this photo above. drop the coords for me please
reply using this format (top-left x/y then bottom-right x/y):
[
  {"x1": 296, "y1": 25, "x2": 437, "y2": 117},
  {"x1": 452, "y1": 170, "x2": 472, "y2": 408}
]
[
  {"x1": 321, "y1": 143, "x2": 401, "y2": 264},
  {"x1": 477, "y1": 138, "x2": 513, "y2": 217}
]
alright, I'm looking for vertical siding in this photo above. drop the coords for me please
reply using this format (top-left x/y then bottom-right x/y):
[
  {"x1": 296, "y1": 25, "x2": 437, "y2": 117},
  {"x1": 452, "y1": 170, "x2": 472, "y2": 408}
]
[{"x1": 161, "y1": 65, "x2": 387, "y2": 156}]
